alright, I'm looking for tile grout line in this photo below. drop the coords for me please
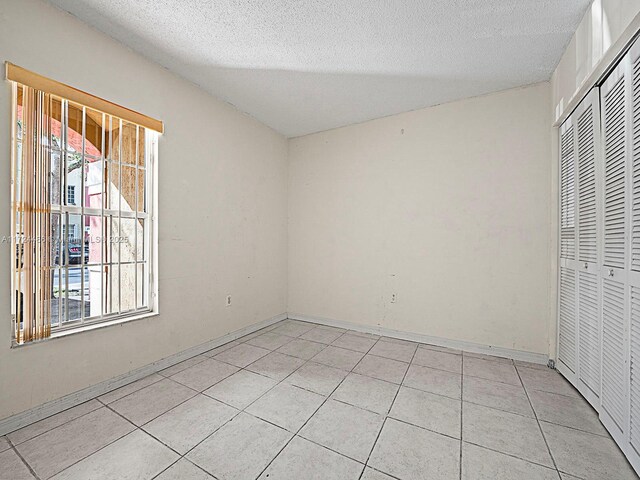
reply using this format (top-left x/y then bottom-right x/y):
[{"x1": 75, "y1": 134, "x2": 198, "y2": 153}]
[
  {"x1": 41, "y1": 426, "x2": 138, "y2": 479},
  {"x1": 514, "y1": 363, "x2": 563, "y2": 479},
  {"x1": 253, "y1": 329, "x2": 384, "y2": 479},
  {"x1": 148, "y1": 324, "x2": 333, "y2": 477},
  {"x1": 95, "y1": 351, "x2": 300, "y2": 479},
  {"x1": 8, "y1": 323, "x2": 366, "y2": 449},
  {"x1": 461, "y1": 439, "x2": 567, "y2": 472},
  {"x1": 70, "y1": 323, "x2": 318, "y2": 480},
  {"x1": 7, "y1": 400, "x2": 105, "y2": 448},
  {"x1": 168, "y1": 331, "x2": 326, "y2": 461},
  {"x1": 9, "y1": 320, "x2": 590, "y2": 480},
  {"x1": 357, "y1": 340, "x2": 419, "y2": 479},
  {"x1": 7, "y1": 436, "x2": 42, "y2": 480},
  {"x1": 9, "y1": 321, "x2": 371, "y2": 478}
]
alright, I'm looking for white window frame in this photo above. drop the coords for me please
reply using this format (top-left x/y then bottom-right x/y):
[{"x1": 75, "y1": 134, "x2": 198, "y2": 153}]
[{"x1": 10, "y1": 85, "x2": 159, "y2": 344}]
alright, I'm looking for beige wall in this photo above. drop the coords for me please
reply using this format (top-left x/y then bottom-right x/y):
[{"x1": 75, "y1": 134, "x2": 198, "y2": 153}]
[
  {"x1": 552, "y1": 0, "x2": 640, "y2": 122},
  {"x1": 0, "y1": 0, "x2": 288, "y2": 420},
  {"x1": 288, "y1": 83, "x2": 553, "y2": 355}
]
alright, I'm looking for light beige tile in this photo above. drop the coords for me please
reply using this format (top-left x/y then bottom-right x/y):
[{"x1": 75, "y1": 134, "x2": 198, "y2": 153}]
[
  {"x1": 412, "y1": 348, "x2": 462, "y2": 374},
  {"x1": 258, "y1": 436, "x2": 364, "y2": 480},
  {"x1": 331, "y1": 334, "x2": 378, "y2": 353},
  {"x1": 542, "y1": 421, "x2": 638, "y2": 480},
  {"x1": 299, "y1": 399, "x2": 384, "y2": 462},
  {"x1": 169, "y1": 358, "x2": 239, "y2": 391},
  {"x1": 98, "y1": 373, "x2": 164, "y2": 404},
  {"x1": 8, "y1": 400, "x2": 102, "y2": 445},
  {"x1": 109, "y1": 378, "x2": 196, "y2": 426},
  {"x1": 354, "y1": 354, "x2": 409, "y2": 384},
  {"x1": 403, "y1": 364, "x2": 461, "y2": 399},
  {"x1": 311, "y1": 346, "x2": 365, "y2": 371},
  {"x1": 369, "y1": 418, "x2": 460, "y2": 480},
  {"x1": 463, "y1": 376, "x2": 533, "y2": 417},
  {"x1": 462, "y1": 402, "x2": 553, "y2": 468},
  {"x1": 271, "y1": 322, "x2": 315, "y2": 337},
  {"x1": 360, "y1": 468, "x2": 396, "y2": 480},
  {"x1": 389, "y1": 386, "x2": 461, "y2": 438},
  {"x1": 463, "y1": 357, "x2": 521, "y2": 386},
  {"x1": 246, "y1": 351, "x2": 305, "y2": 381},
  {"x1": 158, "y1": 355, "x2": 209, "y2": 377},
  {"x1": 314, "y1": 325, "x2": 347, "y2": 334},
  {"x1": 378, "y1": 337, "x2": 418, "y2": 347},
  {"x1": 462, "y1": 442, "x2": 559, "y2": 480},
  {"x1": 331, "y1": 373, "x2": 398, "y2": 414},
  {"x1": 0, "y1": 448, "x2": 36, "y2": 480},
  {"x1": 463, "y1": 352, "x2": 515, "y2": 364},
  {"x1": 519, "y1": 367, "x2": 580, "y2": 398},
  {"x1": 214, "y1": 343, "x2": 271, "y2": 368},
  {"x1": 245, "y1": 332, "x2": 293, "y2": 350},
  {"x1": 277, "y1": 338, "x2": 326, "y2": 360},
  {"x1": 529, "y1": 389, "x2": 606, "y2": 436},
  {"x1": 202, "y1": 340, "x2": 241, "y2": 357},
  {"x1": 420, "y1": 344, "x2": 462, "y2": 355},
  {"x1": 245, "y1": 383, "x2": 325, "y2": 432},
  {"x1": 143, "y1": 394, "x2": 237, "y2": 454},
  {"x1": 0, "y1": 436, "x2": 9, "y2": 452},
  {"x1": 346, "y1": 330, "x2": 380, "y2": 340},
  {"x1": 263, "y1": 320, "x2": 287, "y2": 331},
  {"x1": 515, "y1": 360, "x2": 551, "y2": 371},
  {"x1": 154, "y1": 459, "x2": 213, "y2": 480},
  {"x1": 300, "y1": 327, "x2": 344, "y2": 344},
  {"x1": 204, "y1": 370, "x2": 277, "y2": 409},
  {"x1": 16, "y1": 407, "x2": 135, "y2": 479},
  {"x1": 50, "y1": 430, "x2": 178, "y2": 480},
  {"x1": 285, "y1": 362, "x2": 348, "y2": 395},
  {"x1": 369, "y1": 340, "x2": 417, "y2": 362},
  {"x1": 187, "y1": 413, "x2": 291, "y2": 480}
]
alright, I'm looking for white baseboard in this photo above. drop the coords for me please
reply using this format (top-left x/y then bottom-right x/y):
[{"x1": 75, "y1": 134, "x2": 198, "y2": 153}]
[
  {"x1": 288, "y1": 312, "x2": 549, "y2": 365},
  {"x1": 0, "y1": 312, "x2": 286, "y2": 436}
]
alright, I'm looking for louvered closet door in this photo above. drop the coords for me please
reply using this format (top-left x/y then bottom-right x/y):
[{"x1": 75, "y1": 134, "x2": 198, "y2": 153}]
[
  {"x1": 600, "y1": 58, "x2": 630, "y2": 440},
  {"x1": 627, "y1": 40, "x2": 640, "y2": 469},
  {"x1": 575, "y1": 89, "x2": 603, "y2": 407},
  {"x1": 558, "y1": 117, "x2": 578, "y2": 381}
]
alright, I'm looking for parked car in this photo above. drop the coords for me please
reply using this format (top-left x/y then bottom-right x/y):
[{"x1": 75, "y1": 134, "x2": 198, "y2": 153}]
[{"x1": 55, "y1": 241, "x2": 82, "y2": 265}]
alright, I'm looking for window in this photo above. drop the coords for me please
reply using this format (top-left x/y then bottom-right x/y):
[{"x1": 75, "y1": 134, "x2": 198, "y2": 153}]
[
  {"x1": 8, "y1": 64, "x2": 162, "y2": 344},
  {"x1": 67, "y1": 185, "x2": 76, "y2": 205}
]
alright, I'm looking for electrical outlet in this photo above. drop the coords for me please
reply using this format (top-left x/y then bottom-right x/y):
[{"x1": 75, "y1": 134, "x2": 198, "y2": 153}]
[
  {"x1": 391, "y1": 293, "x2": 397, "y2": 303},
  {"x1": 226, "y1": 295, "x2": 232, "y2": 307}
]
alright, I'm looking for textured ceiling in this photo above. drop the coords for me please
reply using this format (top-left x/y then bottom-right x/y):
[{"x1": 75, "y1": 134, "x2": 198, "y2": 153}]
[{"x1": 47, "y1": 0, "x2": 591, "y2": 137}]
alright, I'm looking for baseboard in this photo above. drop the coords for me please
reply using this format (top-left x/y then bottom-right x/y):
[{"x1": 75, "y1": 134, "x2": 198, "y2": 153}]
[
  {"x1": 288, "y1": 312, "x2": 549, "y2": 365},
  {"x1": 0, "y1": 312, "x2": 287, "y2": 436}
]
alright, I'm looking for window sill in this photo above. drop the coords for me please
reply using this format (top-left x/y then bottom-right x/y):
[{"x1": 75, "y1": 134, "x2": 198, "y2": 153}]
[{"x1": 11, "y1": 311, "x2": 159, "y2": 348}]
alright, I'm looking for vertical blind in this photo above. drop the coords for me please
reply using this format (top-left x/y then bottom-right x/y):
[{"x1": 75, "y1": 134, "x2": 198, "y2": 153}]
[
  {"x1": 13, "y1": 86, "x2": 54, "y2": 342},
  {"x1": 8, "y1": 64, "x2": 162, "y2": 344}
]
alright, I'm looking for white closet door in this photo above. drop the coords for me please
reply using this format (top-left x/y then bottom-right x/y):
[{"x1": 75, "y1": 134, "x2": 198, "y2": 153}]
[
  {"x1": 600, "y1": 59, "x2": 630, "y2": 437},
  {"x1": 556, "y1": 36, "x2": 640, "y2": 476},
  {"x1": 576, "y1": 89, "x2": 602, "y2": 407},
  {"x1": 558, "y1": 118, "x2": 578, "y2": 379},
  {"x1": 627, "y1": 39, "x2": 640, "y2": 468}
]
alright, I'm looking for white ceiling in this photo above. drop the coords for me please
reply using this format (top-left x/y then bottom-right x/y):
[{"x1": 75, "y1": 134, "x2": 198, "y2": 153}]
[{"x1": 47, "y1": 0, "x2": 591, "y2": 137}]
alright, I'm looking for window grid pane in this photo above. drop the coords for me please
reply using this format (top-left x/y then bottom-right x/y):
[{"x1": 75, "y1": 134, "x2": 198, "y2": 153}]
[{"x1": 12, "y1": 89, "x2": 154, "y2": 335}]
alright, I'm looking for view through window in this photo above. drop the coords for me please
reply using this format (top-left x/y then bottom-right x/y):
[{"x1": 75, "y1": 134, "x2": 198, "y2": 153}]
[{"x1": 11, "y1": 80, "x2": 158, "y2": 342}]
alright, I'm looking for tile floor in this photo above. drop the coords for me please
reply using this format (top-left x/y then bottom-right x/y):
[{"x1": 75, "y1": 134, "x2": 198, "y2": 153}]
[{"x1": 1, "y1": 319, "x2": 638, "y2": 480}]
